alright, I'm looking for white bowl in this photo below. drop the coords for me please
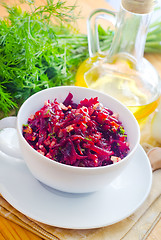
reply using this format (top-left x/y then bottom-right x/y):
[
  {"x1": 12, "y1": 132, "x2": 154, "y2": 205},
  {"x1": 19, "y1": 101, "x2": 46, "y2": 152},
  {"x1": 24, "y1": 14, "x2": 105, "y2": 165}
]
[{"x1": 16, "y1": 86, "x2": 140, "y2": 193}]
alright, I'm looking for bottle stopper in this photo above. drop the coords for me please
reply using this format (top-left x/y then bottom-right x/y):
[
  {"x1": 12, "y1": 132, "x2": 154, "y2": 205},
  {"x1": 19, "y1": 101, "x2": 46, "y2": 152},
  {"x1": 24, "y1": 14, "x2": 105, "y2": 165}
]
[{"x1": 122, "y1": 0, "x2": 155, "y2": 14}]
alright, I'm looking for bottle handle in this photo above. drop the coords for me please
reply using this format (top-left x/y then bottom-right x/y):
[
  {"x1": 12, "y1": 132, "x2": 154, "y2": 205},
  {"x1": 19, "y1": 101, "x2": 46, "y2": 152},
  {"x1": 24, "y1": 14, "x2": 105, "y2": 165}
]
[
  {"x1": 87, "y1": 8, "x2": 117, "y2": 57},
  {"x1": 0, "y1": 117, "x2": 22, "y2": 158}
]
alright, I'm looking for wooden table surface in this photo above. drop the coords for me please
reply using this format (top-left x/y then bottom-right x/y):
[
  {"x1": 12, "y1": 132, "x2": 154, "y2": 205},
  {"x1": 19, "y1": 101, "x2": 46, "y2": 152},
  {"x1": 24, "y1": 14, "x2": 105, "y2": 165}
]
[{"x1": 0, "y1": 0, "x2": 161, "y2": 239}]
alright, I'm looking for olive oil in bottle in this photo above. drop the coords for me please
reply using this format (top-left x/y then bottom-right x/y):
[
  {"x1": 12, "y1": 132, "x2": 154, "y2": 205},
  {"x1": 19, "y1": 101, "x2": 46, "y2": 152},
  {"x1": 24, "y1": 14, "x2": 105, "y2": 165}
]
[
  {"x1": 76, "y1": 54, "x2": 161, "y2": 121},
  {"x1": 76, "y1": 0, "x2": 161, "y2": 122}
]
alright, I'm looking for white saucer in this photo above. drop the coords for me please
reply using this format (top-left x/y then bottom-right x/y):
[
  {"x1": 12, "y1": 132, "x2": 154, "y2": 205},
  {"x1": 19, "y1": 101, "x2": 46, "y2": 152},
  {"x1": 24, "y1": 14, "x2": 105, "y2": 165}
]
[{"x1": 0, "y1": 145, "x2": 152, "y2": 229}]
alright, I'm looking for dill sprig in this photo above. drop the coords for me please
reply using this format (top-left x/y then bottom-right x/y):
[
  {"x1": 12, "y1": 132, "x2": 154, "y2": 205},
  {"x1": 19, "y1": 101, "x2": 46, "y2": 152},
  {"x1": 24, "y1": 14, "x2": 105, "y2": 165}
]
[{"x1": 0, "y1": 0, "x2": 81, "y2": 116}]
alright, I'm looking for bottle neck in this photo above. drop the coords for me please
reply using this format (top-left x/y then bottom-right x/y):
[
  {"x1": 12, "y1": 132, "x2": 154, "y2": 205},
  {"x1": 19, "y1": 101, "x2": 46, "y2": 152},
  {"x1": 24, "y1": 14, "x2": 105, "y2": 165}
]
[{"x1": 108, "y1": 1, "x2": 153, "y2": 65}]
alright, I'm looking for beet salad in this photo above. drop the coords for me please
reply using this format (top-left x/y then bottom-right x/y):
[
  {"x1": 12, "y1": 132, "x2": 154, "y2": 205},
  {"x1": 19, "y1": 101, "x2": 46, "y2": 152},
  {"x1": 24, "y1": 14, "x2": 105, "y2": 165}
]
[{"x1": 22, "y1": 93, "x2": 130, "y2": 167}]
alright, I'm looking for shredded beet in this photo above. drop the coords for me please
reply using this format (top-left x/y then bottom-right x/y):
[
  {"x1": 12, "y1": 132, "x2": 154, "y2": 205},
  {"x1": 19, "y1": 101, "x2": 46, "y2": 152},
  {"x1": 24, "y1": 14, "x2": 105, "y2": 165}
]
[{"x1": 22, "y1": 93, "x2": 130, "y2": 167}]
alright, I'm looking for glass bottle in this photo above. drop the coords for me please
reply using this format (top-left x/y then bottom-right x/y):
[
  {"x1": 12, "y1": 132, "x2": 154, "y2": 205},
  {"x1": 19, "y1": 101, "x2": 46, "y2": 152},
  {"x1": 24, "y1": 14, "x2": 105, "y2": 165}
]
[{"x1": 76, "y1": 0, "x2": 161, "y2": 122}]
